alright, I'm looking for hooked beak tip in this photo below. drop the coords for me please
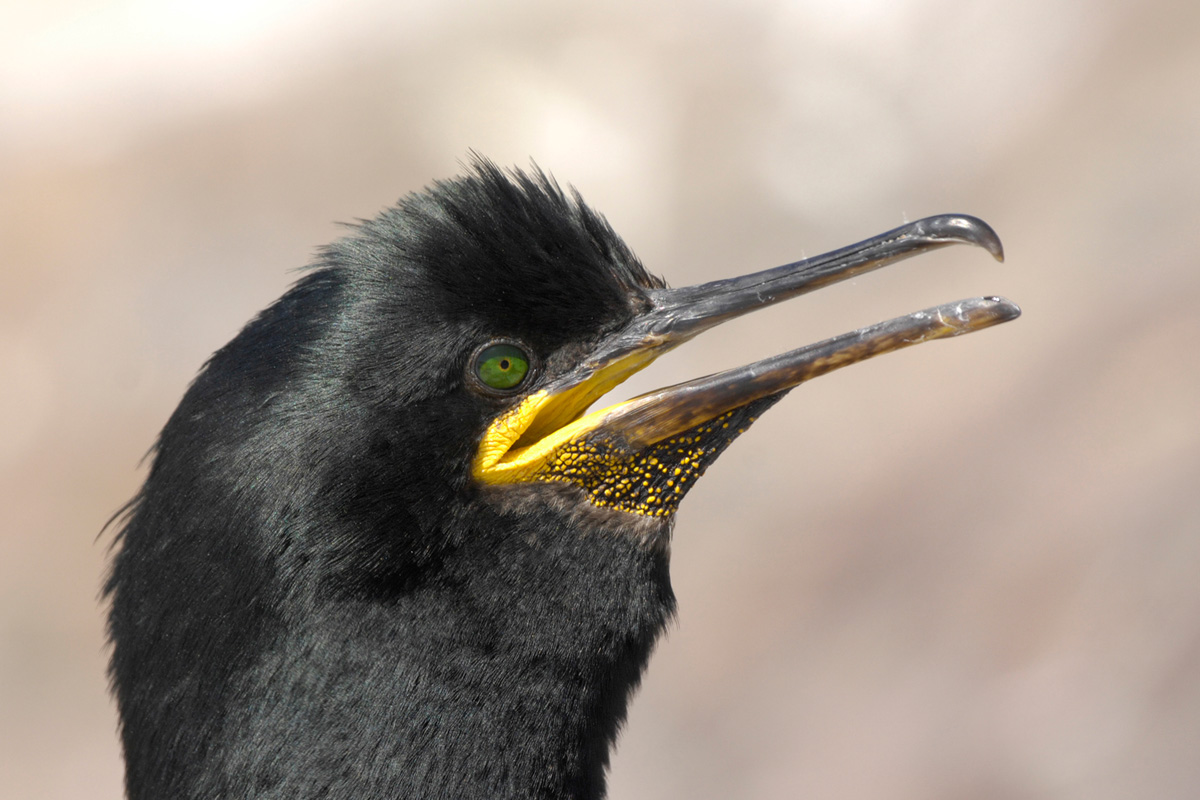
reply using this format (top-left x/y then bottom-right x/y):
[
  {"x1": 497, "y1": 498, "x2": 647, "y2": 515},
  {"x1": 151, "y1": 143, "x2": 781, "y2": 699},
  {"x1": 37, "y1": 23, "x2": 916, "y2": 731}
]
[{"x1": 915, "y1": 214, "x2": 1004, "y2": 262}]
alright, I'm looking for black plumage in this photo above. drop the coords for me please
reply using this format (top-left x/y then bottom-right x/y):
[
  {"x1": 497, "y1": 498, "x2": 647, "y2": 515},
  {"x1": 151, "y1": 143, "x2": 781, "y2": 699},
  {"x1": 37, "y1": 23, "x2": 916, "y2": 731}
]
[{"x1": 107, "y1": 160, "x2": 1017, "y2": 799}]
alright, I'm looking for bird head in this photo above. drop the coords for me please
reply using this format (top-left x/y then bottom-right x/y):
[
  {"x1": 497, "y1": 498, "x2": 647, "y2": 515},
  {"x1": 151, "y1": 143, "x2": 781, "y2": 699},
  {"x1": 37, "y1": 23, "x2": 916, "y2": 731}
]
[
  {"x1": 107, "y1": 159, "x2": 1017, "y2": 799},
  {"x1": 300, "y1": 161, "x2": 1016, "y2": 545}
]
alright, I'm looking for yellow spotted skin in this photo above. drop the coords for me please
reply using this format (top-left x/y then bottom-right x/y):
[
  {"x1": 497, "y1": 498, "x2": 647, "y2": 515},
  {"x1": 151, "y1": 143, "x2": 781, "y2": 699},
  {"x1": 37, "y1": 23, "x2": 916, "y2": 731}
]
[{"x1": 531, "y1": 397, "x2": 780, "y2": 517}]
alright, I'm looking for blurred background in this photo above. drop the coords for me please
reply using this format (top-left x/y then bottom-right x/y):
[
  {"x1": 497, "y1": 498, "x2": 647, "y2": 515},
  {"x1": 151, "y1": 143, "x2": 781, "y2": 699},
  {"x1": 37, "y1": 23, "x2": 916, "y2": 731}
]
[{"x1": 3, "y1": 0, "x2": 1198, "y2": 797}]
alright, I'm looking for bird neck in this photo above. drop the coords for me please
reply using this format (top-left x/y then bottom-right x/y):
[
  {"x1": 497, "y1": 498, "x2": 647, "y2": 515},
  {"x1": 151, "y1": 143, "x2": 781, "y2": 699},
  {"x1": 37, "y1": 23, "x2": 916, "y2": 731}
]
[{"x1": 192, "y1": 510, "x2": 675, "y2": 800}]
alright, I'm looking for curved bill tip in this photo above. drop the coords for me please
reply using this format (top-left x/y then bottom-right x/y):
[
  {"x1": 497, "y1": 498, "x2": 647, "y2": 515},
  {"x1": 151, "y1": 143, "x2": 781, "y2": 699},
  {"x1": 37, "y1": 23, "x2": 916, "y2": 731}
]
[{"x1": 917, "y1": 215, "x2": 1005, "y2": 262}]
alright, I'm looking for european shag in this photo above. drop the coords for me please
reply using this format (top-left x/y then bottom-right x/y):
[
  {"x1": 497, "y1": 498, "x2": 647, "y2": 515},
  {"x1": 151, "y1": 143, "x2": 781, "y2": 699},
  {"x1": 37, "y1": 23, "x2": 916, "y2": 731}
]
[{"x1": 106, "y1": 160, "x2": 1018, "y2": 799}]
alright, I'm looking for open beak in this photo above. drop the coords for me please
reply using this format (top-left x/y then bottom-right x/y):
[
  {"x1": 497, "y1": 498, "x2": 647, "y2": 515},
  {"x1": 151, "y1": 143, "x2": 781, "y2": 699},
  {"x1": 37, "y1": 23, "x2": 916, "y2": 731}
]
[{"x1": 473, "y1": 215, "x2": 1020, "y2": 517}]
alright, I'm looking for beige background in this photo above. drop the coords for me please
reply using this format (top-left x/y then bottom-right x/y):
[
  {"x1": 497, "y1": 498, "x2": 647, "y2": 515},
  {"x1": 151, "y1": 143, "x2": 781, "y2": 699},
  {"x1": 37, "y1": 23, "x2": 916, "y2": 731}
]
[{"x1": 3, "y1": 1, "x2": 1199, "y2": 797}]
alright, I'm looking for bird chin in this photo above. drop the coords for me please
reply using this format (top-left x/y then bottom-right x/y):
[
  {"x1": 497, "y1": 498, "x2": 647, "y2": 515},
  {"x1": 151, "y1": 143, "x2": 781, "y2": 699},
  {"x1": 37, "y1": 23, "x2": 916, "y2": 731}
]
[{"x1": 479, "y1": 479, "x2": 677, "y2": 552}]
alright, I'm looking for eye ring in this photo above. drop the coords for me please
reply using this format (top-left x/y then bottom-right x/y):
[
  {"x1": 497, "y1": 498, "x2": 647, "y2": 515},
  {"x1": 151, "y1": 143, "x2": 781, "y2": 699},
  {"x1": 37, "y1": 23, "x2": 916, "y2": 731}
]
[{"x1": 469, "y1": 341, "x2": 535, "y2": 394}]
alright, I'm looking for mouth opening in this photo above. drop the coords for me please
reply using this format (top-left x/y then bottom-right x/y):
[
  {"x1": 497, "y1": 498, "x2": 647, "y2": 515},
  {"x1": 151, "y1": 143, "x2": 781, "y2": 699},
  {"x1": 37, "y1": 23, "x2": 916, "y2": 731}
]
[{"x1": 474, "y1": 294, "x2": 1020, "y2": 492}]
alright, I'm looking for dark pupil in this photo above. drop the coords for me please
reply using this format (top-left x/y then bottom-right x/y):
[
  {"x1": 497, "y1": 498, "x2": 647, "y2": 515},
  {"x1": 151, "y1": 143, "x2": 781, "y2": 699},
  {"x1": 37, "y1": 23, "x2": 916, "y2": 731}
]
[{"x1": 498, "y1": 359, "x2": 510, "y2": 370}]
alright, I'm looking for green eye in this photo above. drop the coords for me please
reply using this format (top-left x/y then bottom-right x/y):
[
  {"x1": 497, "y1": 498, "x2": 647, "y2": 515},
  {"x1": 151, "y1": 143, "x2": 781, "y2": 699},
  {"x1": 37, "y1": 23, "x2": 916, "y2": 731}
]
[{"x1": 474, "y1": 343, "x2": 531, "y2": 390}]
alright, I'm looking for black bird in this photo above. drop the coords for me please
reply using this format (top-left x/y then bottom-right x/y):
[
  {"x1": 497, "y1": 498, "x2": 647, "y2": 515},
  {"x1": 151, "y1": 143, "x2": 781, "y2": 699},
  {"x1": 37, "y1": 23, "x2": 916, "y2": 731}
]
[{"x1": 106, "y1": 160, "x2": 1018, "y2": 799}]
